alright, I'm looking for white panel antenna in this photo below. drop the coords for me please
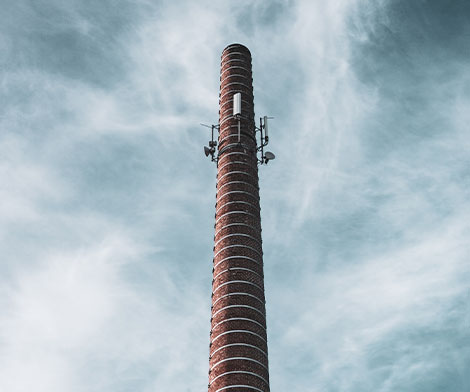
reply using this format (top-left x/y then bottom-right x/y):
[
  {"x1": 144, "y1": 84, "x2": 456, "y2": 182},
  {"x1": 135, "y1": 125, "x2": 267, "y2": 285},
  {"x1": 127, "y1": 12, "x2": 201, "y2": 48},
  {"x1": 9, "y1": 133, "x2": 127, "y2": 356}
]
[
  {"x1": 233, "y1": 93, "x2": 241, "y2": 116},
  {"x1": 263, "y1": 116, "x2": 268, "y2": 139}
]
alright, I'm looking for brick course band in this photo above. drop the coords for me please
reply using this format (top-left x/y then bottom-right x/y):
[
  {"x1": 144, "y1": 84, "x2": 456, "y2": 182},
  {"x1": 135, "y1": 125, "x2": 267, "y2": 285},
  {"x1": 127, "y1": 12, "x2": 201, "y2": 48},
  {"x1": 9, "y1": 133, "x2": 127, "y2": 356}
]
[
  {"x1": 211, "y1": 331, "x2": 268, "y2": 354},
  {"x1": 215, "y1": 211, "x2": 260, "y2": 227},
  {"x1": 215, "y1": 233, "x2": 262, "y2": 247},
  {"x1": 216, "y1": 199, "x2": 260, "y2": 216},
  {"x1": 213, "y1": 256, "x2": 261, "y2": 270},
  {"x1": 213, "y1": 265, "x2": 264, "y2": 282},
  {"x1": 212, "y1": 280, "x2": 263, "y2": 296},
  {"x1": 210, "y1": 346, "x2": 268, "y2": 368},
  {"x1": 215, "y1": 223, "x2": 261, "y2": 242},
  {"x1": 213, "y1": 268, "x2": 263, "y2": 282},
  {"x1": 213, "y1": 292, "x2": 265, "y2": 306},
  {"x1": 210, "y1": 371, "x2": 269, "y2": 386},
  {"x1": 211, "y1": 343, "x2": 268, "y2": 358},
  {"x1": 211, "y1": 318, "x2": 266, "y2": 333},
  {"x1": 218, "y1": 162, "x2": 258, "y2": 176},
  {"x1": 211, "y1": 330, "x2": 267, "y2": 345},
  {"x1": 217, "y1": 180, "x2": 259, "y2": 193},
  {"x1": 217, "y1": 162, "x2": 256, "y2": 175},
  {"x1": 209, "y1": 44, "x2": 269, "y2": 392},
  {"x1": 216, "y1": 150, "x2": 256, "y2": 164},
  {"x1": 215, "y1": 386, "x2": 264, "y2": 392},
  {"x1": 217, "y1": 170, "x2": 259, "y2": 183}
]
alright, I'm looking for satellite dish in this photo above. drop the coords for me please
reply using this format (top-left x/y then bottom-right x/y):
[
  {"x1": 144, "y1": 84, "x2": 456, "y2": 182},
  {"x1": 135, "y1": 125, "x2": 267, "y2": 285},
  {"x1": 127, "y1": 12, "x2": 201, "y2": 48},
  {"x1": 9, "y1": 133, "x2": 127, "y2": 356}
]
[
  {"x1": 265, "y1": 151, "x2": 275, "y2": 163},
  {"x1": 233, "y1": 93, "x2": 241, "y2": 116},
  {"x1": 204, "y1": 146, "x2": 211, "y2": 157}
]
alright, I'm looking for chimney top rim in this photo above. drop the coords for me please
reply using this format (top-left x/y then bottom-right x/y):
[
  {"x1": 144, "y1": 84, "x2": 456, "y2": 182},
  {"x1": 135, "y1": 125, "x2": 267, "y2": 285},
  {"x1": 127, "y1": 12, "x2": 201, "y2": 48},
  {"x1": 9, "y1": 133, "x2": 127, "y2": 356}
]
[{"x1": 222, "y1": 43, "x2": 251, "y2": 56}]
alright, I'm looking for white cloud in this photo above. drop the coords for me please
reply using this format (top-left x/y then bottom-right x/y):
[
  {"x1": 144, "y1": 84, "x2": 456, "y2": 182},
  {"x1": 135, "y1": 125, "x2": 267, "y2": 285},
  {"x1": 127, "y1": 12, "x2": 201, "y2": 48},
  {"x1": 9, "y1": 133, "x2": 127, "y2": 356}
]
[
  {"x1": 0, "y1": 230, "x2": 209, "y2": 391},
  {"x1": 1, "y1": 0, "x2": 469, "y2": 391}
]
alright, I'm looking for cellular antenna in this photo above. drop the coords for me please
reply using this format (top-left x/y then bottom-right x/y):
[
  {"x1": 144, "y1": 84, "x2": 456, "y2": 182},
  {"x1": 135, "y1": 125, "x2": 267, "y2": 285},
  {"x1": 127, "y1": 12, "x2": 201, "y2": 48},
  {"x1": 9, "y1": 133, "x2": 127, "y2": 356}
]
[
  {"x1": 233, "y1": 92, "x2": 241, "y2": 116},
  {"x1": 201, "y1": 99, "x2": 275, "y2": 164},
  {"x1": 258, "y1": 116, "x2": 275, "y2": 164},
  {"x1": 200, "y1": 123, "x2": 218, "y2": 162}
]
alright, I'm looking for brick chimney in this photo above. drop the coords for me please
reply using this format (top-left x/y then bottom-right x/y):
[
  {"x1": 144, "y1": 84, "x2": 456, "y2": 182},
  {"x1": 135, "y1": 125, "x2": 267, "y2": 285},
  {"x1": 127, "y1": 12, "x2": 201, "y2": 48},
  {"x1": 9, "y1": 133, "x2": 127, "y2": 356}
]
[{"x1": 208, "y1": 44, "x2": 270, "y2": 392}]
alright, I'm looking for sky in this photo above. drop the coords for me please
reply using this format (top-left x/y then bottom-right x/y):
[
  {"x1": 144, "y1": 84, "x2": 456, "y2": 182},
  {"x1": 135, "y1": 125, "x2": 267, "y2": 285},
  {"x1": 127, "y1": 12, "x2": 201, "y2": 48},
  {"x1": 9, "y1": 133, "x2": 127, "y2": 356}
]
[{"x1": 1, "y1": 0, "x2": 469, "y2": 391}]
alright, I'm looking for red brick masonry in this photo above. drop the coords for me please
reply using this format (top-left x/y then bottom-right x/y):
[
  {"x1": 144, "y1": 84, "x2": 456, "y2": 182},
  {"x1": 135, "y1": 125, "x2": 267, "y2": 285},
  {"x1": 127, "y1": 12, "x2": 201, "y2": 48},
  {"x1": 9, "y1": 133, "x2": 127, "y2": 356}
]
[{"x1": 208, "y1": 44, "x2": 270, "y2": 392}]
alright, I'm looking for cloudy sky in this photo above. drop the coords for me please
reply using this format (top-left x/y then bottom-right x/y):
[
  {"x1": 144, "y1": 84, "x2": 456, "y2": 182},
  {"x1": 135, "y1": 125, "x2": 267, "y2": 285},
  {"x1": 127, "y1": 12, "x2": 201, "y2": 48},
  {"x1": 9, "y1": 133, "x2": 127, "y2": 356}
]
[{"x1": 1, "y1": 0, "x2": 469, "y2": 391}]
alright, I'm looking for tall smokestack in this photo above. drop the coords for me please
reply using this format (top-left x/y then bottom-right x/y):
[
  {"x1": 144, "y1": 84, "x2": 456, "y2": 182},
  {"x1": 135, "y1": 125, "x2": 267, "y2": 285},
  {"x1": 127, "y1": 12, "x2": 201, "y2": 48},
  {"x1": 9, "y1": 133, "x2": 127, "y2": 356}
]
[{"x1": 208, "y1": 44, "x2": 270, "y2": 391}]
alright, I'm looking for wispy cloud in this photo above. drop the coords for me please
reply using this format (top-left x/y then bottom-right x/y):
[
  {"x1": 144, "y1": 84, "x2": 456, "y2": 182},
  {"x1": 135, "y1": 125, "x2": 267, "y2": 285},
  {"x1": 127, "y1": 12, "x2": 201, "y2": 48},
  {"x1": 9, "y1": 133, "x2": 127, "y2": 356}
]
[
  {"x1": 270, "y1": 213, "x2": 469, "y2": 390},
  {"x1": 1, "y1": 0, "x2": 468, "y2": 391}
]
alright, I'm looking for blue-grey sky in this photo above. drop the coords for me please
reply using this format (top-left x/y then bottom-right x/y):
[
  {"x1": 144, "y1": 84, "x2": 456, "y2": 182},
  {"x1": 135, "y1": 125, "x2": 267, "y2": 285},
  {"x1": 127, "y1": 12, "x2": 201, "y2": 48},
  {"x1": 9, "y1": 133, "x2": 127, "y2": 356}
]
[{"x1": 1, "y1": 1, "x2": 469, "y2": 391}]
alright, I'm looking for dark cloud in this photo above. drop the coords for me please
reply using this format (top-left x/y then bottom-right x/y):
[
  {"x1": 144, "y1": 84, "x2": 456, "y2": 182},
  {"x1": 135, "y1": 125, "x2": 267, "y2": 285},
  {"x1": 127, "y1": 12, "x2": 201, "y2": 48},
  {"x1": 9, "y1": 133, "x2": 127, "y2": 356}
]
[{"x1": 1, "y1": 0, "x2": 138, "y2": 86}]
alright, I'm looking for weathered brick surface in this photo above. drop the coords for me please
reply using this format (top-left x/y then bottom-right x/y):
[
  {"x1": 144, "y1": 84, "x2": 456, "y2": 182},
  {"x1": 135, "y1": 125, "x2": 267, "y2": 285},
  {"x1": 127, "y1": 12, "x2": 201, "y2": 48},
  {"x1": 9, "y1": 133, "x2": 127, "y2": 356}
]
[
  {"x1": 214, "y1": 247, "x2": 262, "y2": 268},
  {"x1": 210, "y1": 372, "x2": 268, "y2": 392},
  {"x1": 217, "y1": 163, "x2": 258, "y2": 182},
  {"x1": 212, "y1": 254, "x2": 262, "y2": 270},
  {"x1": 215, "y1": 224, "x2": 261, "y2": 244},
  {"x1": 216, "y1": 202, "x2": 259, "y2": 217},
  {"x1": 212, "y1": 293, "x2": 265, "y2": 314},
  {"x1": 217, "y1": 150, "x2": 257, "y2": 167},
  {"x1": 215, "y1": 235, "x2": 262, "y2": 254},
  {"x1": 212, "y1": 281, "x2": 265, "y2": 304},
  {"x1": 216, "y1": 185, "x2": 259, "y2": 202},
  {"x1": 209, "y1": 364, "x2": 269, "y2": 389},
  {"x1": 210, "y1": 303, "x2": 266, "y2": 325},
  {"x1": 208, "y1": 43, "x2": 269, "y2": 392},
  {"x1": 210, "y1": 344, "x2": 268, "y2": 367},
  {"x1": 211, "y1": 318, "x2": 267, "y2": 337},
  {"x1": 215, "y1": 202, "x2": 260, "y2": 221},
  {"x1": 212, "y1": 262, "x2": 264, "y2": 279},
  {"x1": 211, "y1": 330, "x2": 268, "y2": 354},
  {"x1": 213, "y1": 268, "x2": 264, "y2": 290},
  {"x1": 217, "y1": 178, "x2": 259, "y2": 195}
]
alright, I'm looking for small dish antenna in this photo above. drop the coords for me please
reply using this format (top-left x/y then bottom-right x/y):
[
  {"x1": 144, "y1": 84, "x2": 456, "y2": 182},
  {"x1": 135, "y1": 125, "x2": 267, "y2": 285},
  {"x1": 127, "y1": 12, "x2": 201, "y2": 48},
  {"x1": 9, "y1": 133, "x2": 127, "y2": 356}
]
[
  {"x1": 201, "y1": 123, "x2": 218, "y2": 162},
  {"x1": 264, "y1": 151, "x2": 275, "y2": 163}
]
